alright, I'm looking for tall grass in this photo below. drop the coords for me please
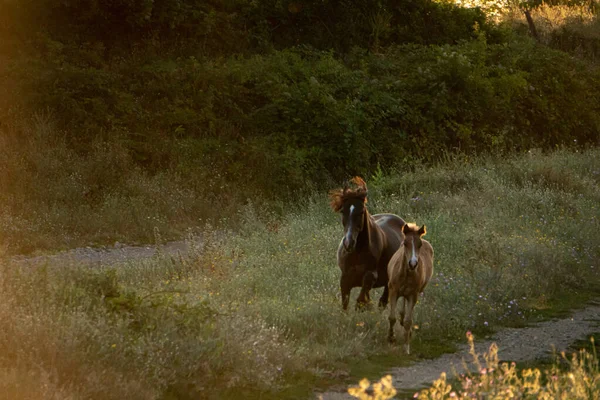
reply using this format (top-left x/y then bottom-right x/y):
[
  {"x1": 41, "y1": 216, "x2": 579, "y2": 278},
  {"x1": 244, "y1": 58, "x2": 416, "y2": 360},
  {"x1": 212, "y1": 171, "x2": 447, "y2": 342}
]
[
  {"x1": 0, "y1": 112, "x2": 247, "y2": 255},
  {"x1": 1, "y1": 148, "x2": 599, "y2": 398}
]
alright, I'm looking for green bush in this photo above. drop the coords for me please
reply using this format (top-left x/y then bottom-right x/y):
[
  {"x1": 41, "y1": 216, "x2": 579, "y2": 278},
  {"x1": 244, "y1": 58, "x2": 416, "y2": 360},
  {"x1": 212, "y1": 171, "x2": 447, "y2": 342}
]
[
  {"x1": 1, "y1": 0, "x2": 488, "y2": 56},
  {"x1": 550, "y1": 17, "x2": 600, "y2": 62},
  {"x1": 2, "y1": 33, "x2": 600, "y2": 253}
]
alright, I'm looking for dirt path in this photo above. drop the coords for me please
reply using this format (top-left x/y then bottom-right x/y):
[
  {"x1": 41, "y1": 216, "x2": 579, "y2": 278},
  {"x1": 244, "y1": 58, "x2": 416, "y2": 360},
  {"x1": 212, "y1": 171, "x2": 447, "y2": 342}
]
[
  {"x1": 7, "y1": 239, "x2": 202, "y2": 268},
  {"x1": 318, "y1": 300, "x2": 600, "y2": 399}
]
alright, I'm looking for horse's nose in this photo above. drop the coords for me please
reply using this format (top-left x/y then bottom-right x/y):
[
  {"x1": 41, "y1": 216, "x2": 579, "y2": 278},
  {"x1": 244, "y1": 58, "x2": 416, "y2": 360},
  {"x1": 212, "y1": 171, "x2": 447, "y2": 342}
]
[
  {"x1": 344, "y1": 237, "x2": 356, "y2": 252},
  {"x1": 409, "y1": 260, "x2": 418, "y2": 269}
]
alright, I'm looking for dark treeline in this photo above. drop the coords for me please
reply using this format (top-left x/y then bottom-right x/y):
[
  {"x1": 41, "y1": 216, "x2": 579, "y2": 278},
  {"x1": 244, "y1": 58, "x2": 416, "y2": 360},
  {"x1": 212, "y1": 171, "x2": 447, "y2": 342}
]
[{"x1": 1, "y1": 0, "x2": 599, "y2": 196}]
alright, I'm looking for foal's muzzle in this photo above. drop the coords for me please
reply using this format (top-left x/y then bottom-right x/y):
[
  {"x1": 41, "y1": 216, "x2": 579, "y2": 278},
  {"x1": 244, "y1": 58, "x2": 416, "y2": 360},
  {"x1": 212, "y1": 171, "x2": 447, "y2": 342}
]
[{"x1": 409, "y1": 260, "x2": 418, "y2": 270}]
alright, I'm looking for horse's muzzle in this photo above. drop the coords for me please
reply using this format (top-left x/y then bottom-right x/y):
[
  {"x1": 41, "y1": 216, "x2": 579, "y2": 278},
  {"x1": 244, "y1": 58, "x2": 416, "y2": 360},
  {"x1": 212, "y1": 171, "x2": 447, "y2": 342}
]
[
  {"x1": 343, "y1": 239, "x2": 356, "y2": 252},
  {"x1": 344, "y1": 230, "x2": 357, "y2": 252}
]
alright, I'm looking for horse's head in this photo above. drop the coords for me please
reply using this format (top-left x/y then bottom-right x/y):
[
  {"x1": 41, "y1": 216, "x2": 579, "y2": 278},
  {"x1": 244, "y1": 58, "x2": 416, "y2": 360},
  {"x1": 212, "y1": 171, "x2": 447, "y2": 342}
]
[
  {"x1": 402, "y1": 223, "x2": 427, "y2": 270},
  {"x1": 329, "y1": 177, "x2": 368, "y2": 253}
]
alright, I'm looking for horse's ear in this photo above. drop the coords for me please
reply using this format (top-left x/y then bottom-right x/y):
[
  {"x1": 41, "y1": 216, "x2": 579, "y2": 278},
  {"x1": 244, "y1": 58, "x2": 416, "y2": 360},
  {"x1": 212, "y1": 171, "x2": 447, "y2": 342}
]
[
  {"x1": 402, "y1": 224, "x2": 411, "y2": 234},
  {"x1": 418, "y1": 225, "x2": 427, "y2": 237},
  {"x1": 351, "y1": 176, "x2": 368, "y2": 202},
  {"x1": 351, "y1": 176, "x2": 367, "y2": 192}
]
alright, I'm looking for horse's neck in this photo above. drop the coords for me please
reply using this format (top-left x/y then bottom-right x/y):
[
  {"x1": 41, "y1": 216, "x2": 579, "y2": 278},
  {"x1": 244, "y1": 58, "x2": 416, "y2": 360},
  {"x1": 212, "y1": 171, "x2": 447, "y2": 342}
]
[{"x1": 357, "y1": 209, "x2": 382, "y2": 251}]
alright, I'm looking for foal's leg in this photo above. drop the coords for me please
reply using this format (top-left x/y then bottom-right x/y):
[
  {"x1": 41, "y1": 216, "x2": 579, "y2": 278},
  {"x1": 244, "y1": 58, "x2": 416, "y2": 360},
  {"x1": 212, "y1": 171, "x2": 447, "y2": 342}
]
[
  {"x1": 356, "y1": 270, "x2": 377, "y2": 310},
  {"x1": 387, "y1": 287, "x2": 399, "y2": 343},
  {"x1": 399, "y1": 297, "x2": 406, "y2": 329},
  {"x1": 402, "y1": 294, "x2": 417, "y2": 355},
  {"x1": 340, "y1": 275, "x2": 352, "y2": 311}
]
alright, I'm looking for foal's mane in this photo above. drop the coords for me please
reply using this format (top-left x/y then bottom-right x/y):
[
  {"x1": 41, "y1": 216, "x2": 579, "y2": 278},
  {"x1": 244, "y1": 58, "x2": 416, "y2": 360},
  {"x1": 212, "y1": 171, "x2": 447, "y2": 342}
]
[
  {"x1": 329, "y1": 176, "x2": 368, "y2": 212},
  {"x1": 403, "y1": 223, "x2": 426, "y2": 236}
]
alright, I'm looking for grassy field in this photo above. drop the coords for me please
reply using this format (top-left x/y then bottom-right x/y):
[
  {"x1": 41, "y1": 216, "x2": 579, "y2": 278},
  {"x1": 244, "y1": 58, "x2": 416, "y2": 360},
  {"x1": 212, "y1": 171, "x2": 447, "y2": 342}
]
[{"x1": 1, "y1": 148, "x2": 600, "y2": 399}]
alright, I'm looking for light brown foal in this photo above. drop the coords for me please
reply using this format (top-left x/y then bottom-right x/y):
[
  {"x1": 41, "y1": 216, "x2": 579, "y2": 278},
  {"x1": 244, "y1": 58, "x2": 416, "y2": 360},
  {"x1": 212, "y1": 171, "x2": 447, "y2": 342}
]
[{"x1": 387, "y1": 223, "x2": 434, "y2": 354}]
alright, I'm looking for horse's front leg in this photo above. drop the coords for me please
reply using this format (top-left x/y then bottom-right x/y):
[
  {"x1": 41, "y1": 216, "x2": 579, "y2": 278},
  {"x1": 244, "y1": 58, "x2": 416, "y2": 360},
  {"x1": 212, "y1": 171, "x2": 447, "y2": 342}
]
[
  {"x1": 403, "y1": 294, "x2": 417, "y2": 355},
  {"x1": 399, "y1": 297, "x2": 406, "y2": 328},
  {"x1": 340, "y1": 274, "x2": 353, "y2": 311},
  {"x1": 356, "y1": 270, "x2": 377, "y2": 310}
]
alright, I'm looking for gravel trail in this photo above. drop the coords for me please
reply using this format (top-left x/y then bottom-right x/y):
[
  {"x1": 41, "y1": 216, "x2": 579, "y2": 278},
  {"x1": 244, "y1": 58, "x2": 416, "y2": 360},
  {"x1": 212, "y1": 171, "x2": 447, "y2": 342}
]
[{"x1": 318, "y1": 301, "x2": 600, "y2": 399}]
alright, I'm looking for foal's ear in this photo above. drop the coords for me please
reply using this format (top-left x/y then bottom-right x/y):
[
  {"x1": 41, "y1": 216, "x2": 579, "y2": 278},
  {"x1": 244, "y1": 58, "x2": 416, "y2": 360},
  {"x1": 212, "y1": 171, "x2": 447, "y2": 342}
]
[
  {"x1": 402, "y1": 224, "x2": 411, "y2": 234},
  {"x1": 418, "y1": 225, "x2": 427, "y2": 237}
]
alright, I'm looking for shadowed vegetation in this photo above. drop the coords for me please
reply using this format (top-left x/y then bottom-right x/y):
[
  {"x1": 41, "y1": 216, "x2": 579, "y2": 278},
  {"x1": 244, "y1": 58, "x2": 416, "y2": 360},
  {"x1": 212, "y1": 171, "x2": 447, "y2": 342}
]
[{"x1": 0, "y1": 0, "x2": 600, "y2": 253}]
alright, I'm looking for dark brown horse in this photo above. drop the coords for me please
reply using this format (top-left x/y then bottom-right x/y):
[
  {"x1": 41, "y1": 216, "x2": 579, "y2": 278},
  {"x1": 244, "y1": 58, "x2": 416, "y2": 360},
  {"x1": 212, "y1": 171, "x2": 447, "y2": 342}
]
[{"x1": 330, "y1": 177, "x2": 405, "y2": 310}]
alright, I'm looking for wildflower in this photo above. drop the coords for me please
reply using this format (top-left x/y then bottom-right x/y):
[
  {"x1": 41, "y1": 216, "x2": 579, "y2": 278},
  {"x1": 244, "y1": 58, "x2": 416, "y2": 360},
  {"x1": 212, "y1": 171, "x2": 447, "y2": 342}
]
[{"x1": 357, "y1": 321, "x2": 365, "y2": 327}]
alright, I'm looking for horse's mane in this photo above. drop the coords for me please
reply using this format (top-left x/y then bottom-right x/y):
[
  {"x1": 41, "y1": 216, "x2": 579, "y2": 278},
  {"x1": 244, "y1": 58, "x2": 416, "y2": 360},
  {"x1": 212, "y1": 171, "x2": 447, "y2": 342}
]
[{"x1": 329, "y1": 176, "x2": 368, "y2": 212}]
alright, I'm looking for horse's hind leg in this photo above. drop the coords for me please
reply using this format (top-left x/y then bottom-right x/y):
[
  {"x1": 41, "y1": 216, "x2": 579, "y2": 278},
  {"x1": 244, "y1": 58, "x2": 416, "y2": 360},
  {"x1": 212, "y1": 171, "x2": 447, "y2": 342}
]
[
  {"x1": 356, "y1": 271, "x2": 377, "y2": 310},
  {"x1": 387, "y1": 288, "x2": 399, "y2": 343},
  {"x1": 403, "y1": 295, "x2": 417, "y2": 355},
  {"x1": 340, "y1": 275, "x2": 352, "y2": 311},
  {"x1": 378, "y1": 285, "x2": 389, "y2": 309}
]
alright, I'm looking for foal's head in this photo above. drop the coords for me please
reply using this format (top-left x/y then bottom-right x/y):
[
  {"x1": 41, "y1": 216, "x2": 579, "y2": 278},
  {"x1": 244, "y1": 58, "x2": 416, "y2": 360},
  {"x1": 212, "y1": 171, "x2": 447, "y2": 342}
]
[
  {"x1": 329, "y1": 177, "x2": 368, "y2": 252},
  {"x1": 402, "y1": 223, "x2": 427, "y2": 270}
]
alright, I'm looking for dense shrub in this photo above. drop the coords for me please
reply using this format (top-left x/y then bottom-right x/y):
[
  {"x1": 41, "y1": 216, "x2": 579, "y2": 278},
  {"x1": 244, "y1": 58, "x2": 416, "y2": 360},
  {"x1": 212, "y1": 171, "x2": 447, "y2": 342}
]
[
  {"x1": 5, "y1": 32, "x2": 600, "y2": 195},
  {"x1": 550, "y1": 17, "x2": 600, "y2": 61},
  {"x1": 1, "y1": 0, "x2": 599, "y2": 251},
  {"x1": 0, "y1": 0, "x2": 488, "y2": 55}
]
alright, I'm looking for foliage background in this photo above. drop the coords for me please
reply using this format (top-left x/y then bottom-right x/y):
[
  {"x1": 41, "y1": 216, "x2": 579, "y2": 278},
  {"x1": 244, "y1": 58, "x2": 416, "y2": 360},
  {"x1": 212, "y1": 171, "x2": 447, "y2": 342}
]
[{"x1": 1, "y1": 0, "x2": 599, "y2": 252}]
